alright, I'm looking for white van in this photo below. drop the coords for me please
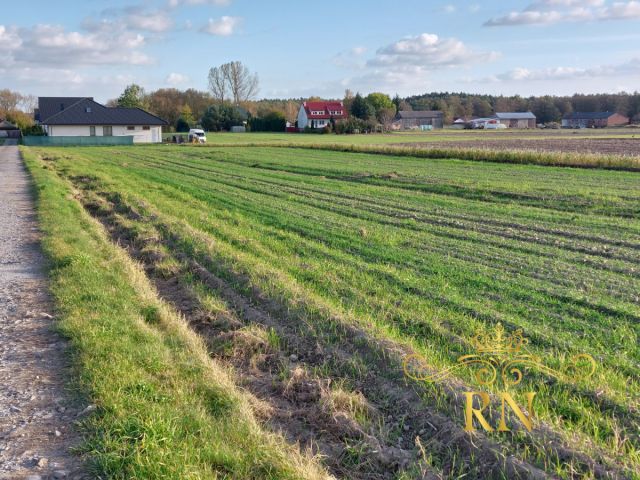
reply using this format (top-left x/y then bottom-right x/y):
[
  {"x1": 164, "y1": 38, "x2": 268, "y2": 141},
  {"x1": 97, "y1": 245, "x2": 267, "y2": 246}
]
[{"x1": 188, "y1": 129, "x2": 207, "y2": 143}]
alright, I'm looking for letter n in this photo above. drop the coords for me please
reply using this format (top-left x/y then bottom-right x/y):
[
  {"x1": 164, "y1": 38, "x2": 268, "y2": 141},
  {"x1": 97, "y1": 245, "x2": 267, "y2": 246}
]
[
  {"x1": 464, "y1": 391, "x2": 493, "y2": 432},
  {"x1": 498, "y1": 392, "x2": 536, "y2": 432}
]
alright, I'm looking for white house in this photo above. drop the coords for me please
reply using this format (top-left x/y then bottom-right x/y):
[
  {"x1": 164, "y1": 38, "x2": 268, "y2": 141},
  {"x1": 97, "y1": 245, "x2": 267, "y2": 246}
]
[
  {"x1": 297, "y1": 101, "x2": 347, "y2": 130},
  {"x1": 36, "y1": 97, "x2": 167, "y2": 143}
]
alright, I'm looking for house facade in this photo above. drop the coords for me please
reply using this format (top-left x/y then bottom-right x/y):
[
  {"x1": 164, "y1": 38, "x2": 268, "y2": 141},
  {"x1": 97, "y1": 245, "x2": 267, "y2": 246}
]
[
  {"x1": 393, "y1": 111, "x2": 444, "y2": 130},
  {"x1": 561, "y1": 112, "x2": 629, "y2": 128},
  {"x1": 297, "y1": 101, "x2": 347, "y2": 130},
  {"x1": 494, "y1": 112, "x2": 536, "y2": 128},
  {"x1": 36, "y1": 97, "x2": 167, "y2": 143}
]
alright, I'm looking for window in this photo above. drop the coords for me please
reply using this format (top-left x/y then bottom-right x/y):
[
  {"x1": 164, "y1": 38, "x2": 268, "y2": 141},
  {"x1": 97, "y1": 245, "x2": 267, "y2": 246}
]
[
  {"x1": 85, "y1": 107, "x2": 92, "y2": 113},
  {"x1": 142, "y1": 126, "x2": 150, "y2": 130},
  {"x1": 127, "y1": 126, "x2": 135, "y2": 130},
  {"x1": 103, "y1": 126, "x2": 112, "y2": 136},
  {"x1": 89, "y1": 126, "x2": 96, "y2": 136}
]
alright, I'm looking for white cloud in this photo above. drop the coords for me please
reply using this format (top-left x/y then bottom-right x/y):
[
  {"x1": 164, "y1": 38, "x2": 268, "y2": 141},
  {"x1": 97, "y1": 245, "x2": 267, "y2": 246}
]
[
  {"x1": 169, "y1": 0, "x2": 231, "y2": 6},
  {"x1": 472, "y1": 57, "x2": 640, "y2": 83},
  {"x1": 200, "y1": 16, "x2": 242, "y2": 36},
  {"x1": 166, "y1": 72, "x2": 190, "y2": 85},
  {"x1": 0, "y1": 23, "x2": 153, "y2": 67},
  {"x1": 442, "y1": 4, "x2": 456, "y2": 13},
  {"x1": 332, "y1": 46, "x2": 367, "y2": 68},
  {"x1": 84, "y1": 6, "x2": 175, "y2": 34},
  {"x1": 485, "y1": 0, "x2": 640, "y2": 26},
  {"x1": 368, "y1": 33, "x2": 499, "y2": 69}
]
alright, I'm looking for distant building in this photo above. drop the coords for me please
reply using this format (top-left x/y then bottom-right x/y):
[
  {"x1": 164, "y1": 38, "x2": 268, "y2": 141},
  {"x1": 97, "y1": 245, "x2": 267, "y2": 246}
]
[
  {"x1": 393, "y1": 110, "x2": 444, "y2": 130},
  {"x1": 561, "y1": 112, "x2": 629, "y2": 128},
  {"x1": 494, "y1": 112, "x2": 536, "y2": 129},
  {"x1": 36, "y1": 97, "x2": 167, "y2": 143},
  {"x1": 0, "y1": 119, "x2": 20, "y2": 138},
  {"x1": 297, "y1": 101, "x2": 347, "y2": 130}
]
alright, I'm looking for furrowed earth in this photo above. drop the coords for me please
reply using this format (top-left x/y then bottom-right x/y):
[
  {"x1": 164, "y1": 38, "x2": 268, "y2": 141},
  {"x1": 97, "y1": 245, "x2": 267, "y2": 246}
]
[{"x1": 20, "y1": 141, "x2": 640, "y2": 479}]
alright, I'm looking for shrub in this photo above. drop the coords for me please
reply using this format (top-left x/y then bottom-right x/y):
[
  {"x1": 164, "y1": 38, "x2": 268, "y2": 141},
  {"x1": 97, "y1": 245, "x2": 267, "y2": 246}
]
[
  {"x1": 176, "y1": 117, "x2": 190, "y2": 133},
  {"x1": 22, "y1": 124, "x2": 46, "y2": 136}
]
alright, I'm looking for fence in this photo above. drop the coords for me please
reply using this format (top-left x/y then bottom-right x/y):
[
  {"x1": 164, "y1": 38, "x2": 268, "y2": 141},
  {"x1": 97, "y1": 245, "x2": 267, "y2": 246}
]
[{"x1": 22, "y1": 136, "x2": 134, "y2": 146}]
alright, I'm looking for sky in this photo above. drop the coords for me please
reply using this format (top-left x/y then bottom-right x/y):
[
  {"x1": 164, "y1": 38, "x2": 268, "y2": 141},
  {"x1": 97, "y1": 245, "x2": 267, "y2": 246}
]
[{"x1": 2, "y1": 0, "x2": 640, "y2": 103}]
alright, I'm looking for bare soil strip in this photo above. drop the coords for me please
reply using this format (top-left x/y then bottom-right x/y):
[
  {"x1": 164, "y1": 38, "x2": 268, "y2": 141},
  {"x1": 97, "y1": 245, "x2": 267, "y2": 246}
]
[
  {"x1": 0, "y1": 141, "x2": 85, "y2": 479},
  {"x1": 396, "y1": 138, "x2": 640, "y2": 156}
]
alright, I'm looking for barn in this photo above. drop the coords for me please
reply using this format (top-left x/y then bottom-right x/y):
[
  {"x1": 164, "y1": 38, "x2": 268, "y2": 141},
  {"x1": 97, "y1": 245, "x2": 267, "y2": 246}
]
[
  {"x1": 494, "y1": 112, "x2": 536, "y2": 129},
  {"x1": 561, "y1": 112, "x2": 629, "y2": 128},
  {"x1": 392, "y1": 111, "x2": 444, "y2": 130}
]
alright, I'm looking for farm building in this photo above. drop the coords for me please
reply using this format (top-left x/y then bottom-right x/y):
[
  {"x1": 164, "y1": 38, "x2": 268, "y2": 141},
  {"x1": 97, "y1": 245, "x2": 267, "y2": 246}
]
[
  {"x1": 35, "y1": 97, "x2": 167, "y2": 143},
  {"x1": 392, "y1": 111, "x2": 444, "y2": 130},
  {"x1": 494, "y1": 112, "x2": 536, "y2": 128},
  {"x1": 561, "y1": 112, "x2": 629, "y2": 128},
  {"x1": 297, "y1": 101, "x2": 347, "y2": 130}
]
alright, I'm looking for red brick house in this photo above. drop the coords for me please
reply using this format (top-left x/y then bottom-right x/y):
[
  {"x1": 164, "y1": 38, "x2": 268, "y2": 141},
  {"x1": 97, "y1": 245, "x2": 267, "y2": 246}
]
[{"x1": 297, "y1": 101, "x2": 347, "y2": 130}]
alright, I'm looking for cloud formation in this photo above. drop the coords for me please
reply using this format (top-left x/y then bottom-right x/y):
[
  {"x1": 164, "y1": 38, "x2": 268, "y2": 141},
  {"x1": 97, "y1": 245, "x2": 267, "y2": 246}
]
[
  {"x1": 485, "y1": 0, "x2": 640, "y2": 26},
  {"x1": 476, "y1": 57, "x2": 640, "y2": 82},
  {"x1": 169, "y1": 0, "x2": 231, "y2": 6},
  {"x1": 200, "y1": 16, "x2": 242, "y2": 36},
  {"x1": 0, "y1": 24, "x2": 152, "y2": 67},
  {"x1": 368, "y1": 33, "x2": 499, "y2": 69},
  {"x1": 166, "y1": 72, "x2": 190, "y2": 85}
]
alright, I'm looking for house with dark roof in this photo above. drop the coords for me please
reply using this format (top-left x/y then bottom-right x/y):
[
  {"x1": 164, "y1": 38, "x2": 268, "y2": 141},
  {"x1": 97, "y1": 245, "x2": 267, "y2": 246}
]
[
  {"x1": 297, "y1": 101, "x2": 347, "y2": 130},
  {"x1": 36, "y1": 97, "x2": 167, "y2": 143},
  {"x1": 561, "y1": 112, "x2": 629, "y2": 128},
  {"x1": 494, "y1": 112, "x2": 536, "y2": 129},
  {"x1": 393, "y1": 110, "x2": 444, "y2": 130}
]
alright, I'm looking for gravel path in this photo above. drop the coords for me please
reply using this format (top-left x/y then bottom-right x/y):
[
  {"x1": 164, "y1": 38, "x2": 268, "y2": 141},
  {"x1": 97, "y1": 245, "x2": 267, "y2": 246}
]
[{"x1": 0, "y1": 141, "x2": 85, "y2": 480}]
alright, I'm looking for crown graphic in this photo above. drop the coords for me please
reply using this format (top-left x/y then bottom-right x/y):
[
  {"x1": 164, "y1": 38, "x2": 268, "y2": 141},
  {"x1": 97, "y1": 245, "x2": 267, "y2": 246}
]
[{"x1": 472, "y1": 323, "x2": 527, "y2": 355}]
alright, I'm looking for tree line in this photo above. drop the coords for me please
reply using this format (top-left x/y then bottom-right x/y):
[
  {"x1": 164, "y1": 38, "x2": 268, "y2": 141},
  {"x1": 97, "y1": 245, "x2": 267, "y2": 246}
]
[{"x1": 4, "y1": 62, "x2": 640, "y2": 134}]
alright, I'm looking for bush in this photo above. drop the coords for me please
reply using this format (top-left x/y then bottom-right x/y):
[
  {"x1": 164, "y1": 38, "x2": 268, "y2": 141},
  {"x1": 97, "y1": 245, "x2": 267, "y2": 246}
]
[
  {"x1": 22, "y1": 124, "x2": 46, "y2": 136},
  {"x1": 176, "y1": 117, "x2": 190, "y2": 132},
  {"x1": 201, "y1": 104, "x2": 249, "y2": 132},
  {"x1": 249, "y1": 111, "x2": 286, "y2": 132}
]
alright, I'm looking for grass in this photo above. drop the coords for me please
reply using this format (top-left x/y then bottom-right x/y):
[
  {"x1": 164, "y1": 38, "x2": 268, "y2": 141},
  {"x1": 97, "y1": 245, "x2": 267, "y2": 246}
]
[
  {"x1": 21, "y1": 147, "x2": 328, "y2": 479},
  {"x1": 23, "y1": 144, "x2": 640, "y2": 479}
]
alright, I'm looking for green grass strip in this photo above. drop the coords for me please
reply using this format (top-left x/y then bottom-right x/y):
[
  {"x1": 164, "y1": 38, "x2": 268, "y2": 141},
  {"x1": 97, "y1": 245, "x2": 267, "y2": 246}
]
[{"x1": 21, "y1": 147, "x2": 328, "y2": 479}]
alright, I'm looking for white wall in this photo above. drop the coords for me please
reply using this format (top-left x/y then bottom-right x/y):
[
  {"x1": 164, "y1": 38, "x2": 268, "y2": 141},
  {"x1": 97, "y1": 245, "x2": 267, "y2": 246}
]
[
  {"x1": 46, "y1": 125, "x2": 162, "y2": 143},
  {"x1": 297, "y1": 106, "x2": 309, "y2": 129}
]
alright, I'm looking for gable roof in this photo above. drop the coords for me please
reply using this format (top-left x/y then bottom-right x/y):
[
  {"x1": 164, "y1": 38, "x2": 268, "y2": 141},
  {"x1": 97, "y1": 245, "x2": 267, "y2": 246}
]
[
  {"x1": 41, "y1": 98, "x2": 167, "y2": 126},
  {"x1": 562, "y1": 111, "x2": 620, "y2": 120},
  {"x1": 37, "y1": 97, "x2": 89, "y2": 123},
  {"x1": 397, "y1": 110, "x2": 443, "y2": 119},
  {"x1": 302, "y1": 101, "x2": 347, "y2": 119},
  {"x1": 495, "y1": 112, "x2": 536, "y2": 120}
]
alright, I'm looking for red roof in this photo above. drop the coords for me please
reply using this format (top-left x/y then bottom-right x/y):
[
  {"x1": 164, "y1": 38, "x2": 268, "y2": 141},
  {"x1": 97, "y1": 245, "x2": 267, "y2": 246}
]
[{"x1": 303, "y1": 101, "x2": 347, "y2": 119}]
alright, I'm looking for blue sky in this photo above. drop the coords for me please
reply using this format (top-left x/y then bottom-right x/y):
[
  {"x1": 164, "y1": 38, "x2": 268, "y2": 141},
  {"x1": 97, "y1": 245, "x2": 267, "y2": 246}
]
[{"x1": 2, "y1": 0, "x2": 640, "y2": 102}]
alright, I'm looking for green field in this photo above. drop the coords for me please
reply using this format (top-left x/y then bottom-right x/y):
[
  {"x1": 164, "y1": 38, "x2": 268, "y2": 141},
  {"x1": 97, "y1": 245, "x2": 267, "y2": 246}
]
[{"x1": 24, "y1": 145, "x2": 639, "y2": 479}]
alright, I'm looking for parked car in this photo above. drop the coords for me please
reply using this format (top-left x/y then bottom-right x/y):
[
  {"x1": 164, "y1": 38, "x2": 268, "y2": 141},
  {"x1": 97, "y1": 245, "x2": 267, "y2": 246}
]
[
  {"x1": 485, "y1": 122, "x2": 507, "y2": 130},
  {"x1": 188, "y1": 129, "x2": 207, "y2": 143}
]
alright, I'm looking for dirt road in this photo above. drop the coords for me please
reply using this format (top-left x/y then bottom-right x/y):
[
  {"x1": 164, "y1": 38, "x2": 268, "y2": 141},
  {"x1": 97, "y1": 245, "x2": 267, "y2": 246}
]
[{"x1": 0, "y1": 140, "x2": 85, "y2": 480}]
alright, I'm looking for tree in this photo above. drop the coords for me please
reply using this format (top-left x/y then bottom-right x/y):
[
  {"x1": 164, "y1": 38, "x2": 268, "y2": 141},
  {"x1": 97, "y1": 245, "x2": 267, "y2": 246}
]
[
  {"x1": 208, "y1": 61, "x2": 259, "y2": 105},
  {"x1": 378, "y1": 107, "x2": 397, "y2": 130},
  {"x1": 0, "y1": 89, "x2": 22, "y2": 115},
  {"x1": 392, "y1": 94, "x2": 402, "y2": 113},
  {"x1": 350, "y1": 93, "x2": 375, "y2": 120},
  {"x1": 366, "y1": 92, "x2": 394, "y2": 116},
  {"x1": 249, "y1": 111, "x2": 286, "y2": 132},
  {"x1": 201, "y1": 104, "x2": 248, "y2": 131},
  {"x1": 176, "y1": 117, "x2": 190, "y2": 132},
  {"x1": 180, "y1": 105, "x2": 195, "y2": 126},
  {"x1": 208, "y1": 64, "x2": 229, "y2": 103},
  {"x1": 117, "y1": 84, "x2": 147, "y2": 109},
  {"x1": 226, "y1": 61, "x2": 259, "y2": 105},
  {"x1": 531, "y1": 96, "x2": 561, "y2": 124}
]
